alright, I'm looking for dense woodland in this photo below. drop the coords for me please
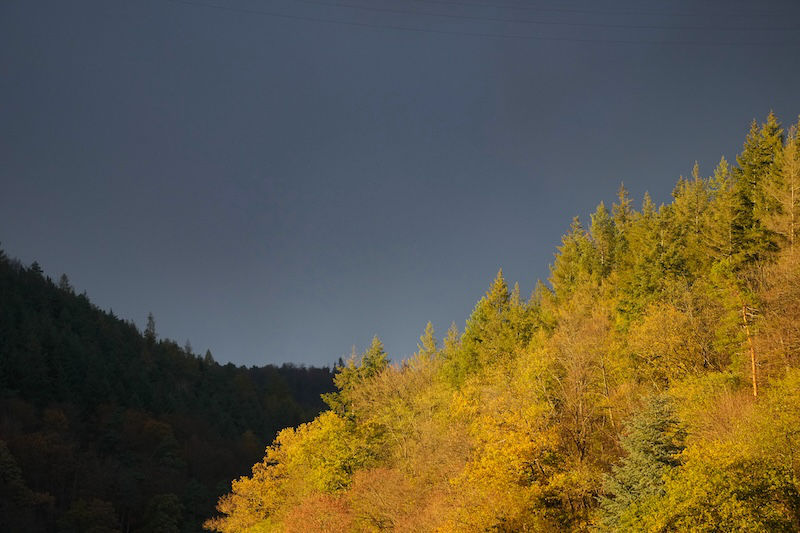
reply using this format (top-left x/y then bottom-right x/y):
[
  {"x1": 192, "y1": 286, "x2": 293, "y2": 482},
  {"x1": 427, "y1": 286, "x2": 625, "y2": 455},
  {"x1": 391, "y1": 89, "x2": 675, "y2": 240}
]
[
  {"x1": 207, "y1": 113, "x2": 800, "y2": 532},
  {"x1": 0, "y1": 255, "x2": 335, "y2": 532}
]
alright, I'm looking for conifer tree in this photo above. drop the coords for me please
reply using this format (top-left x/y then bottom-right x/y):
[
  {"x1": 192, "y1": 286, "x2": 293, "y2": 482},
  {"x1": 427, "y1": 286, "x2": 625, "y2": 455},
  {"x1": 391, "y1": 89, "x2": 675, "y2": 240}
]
[
  {"x1": 612, "y1": 184, "x2": 633, "y2": 268},
  {"x1": 612, "y1": 183, "x2": 633, "y2": 231},
  {"x1": 689, "y1": 161, "x2": 709, "y2": 239},
  {"x1": 765, "y1": 121, "x2": 800, "y2": 253},
  {"x1": 664, "y1": 166, "x2": 710, "y2": 276},
  {"x1": 459, "y1": 269, "x2": 512, "y2": 374},
  {"x1": 509, "y1": 281, "x2": 521, "y2": 308},
  {"x1": 704, "y1": 157, "x2": 738, "y2": 261},
  {"x1": 550, "y1": 217, "x2": 597, "y2": 297},
  {"x1": 360, "y1": 336, "x2": 388, "y2": 378},
  {"x1": 590, "y1": 201, "x2": 616, "y2": 277},
  {"x1": 58, "y1": 274, "x2": 73, "y2": 293},
  {"x1": 324, "y1": 337, "x2": 389, "y2": 415},
  {"x1": 440, "y1": 322, "x2": 461, "y2": 363},
  {"x1": 145, "y1": 313, "x2": 157, "y2": 344},
  {"x1": 504, "y1": 282, "x2": 537, "y2": 349},
  {"x1": 616, "y1": 192, "x2": 663, "y2": 321},
  {"x1": 733, "y1": 113, "x2": 784, "y2": 264},
  {"x1": 641, "y1": 191, "x2": 656, "y2": 219},
  {"x1": 597, "y1": 395, "x2": 686, "y2": 531},
  {"x1": 417, "y1": 322, "x2": 437, "y2": 360}
]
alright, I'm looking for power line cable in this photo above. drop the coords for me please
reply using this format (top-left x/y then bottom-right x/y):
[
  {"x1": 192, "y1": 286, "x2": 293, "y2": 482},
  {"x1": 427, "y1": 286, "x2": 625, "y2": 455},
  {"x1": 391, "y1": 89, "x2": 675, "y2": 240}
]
[
  {"x1": 400, "y1": 0, "x2": 796, "y2": 19},
  {"x1": 163, "y1": 0, "x2": 800, "y2": 46},
  {"x1": 286, "y1": 0, "x2": 800, "y2": 32}
]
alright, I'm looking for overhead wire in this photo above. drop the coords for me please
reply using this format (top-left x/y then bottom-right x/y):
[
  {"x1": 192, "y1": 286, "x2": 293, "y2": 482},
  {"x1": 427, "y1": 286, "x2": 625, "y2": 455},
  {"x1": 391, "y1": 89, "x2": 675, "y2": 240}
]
[
  {"x1": 397, "y1": 0, "x2": 796, "y2": 19},
  {"x1": 163, "y1": 0, "x2": 800, "y2": 47},
  {"x1": 287, "y1": 0, "x2": 800, "y2": 32}
]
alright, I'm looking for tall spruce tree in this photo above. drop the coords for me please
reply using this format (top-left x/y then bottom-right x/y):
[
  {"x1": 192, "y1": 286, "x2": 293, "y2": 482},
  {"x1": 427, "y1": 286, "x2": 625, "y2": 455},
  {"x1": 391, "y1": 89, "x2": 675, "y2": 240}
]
[
  {"x1": 765, "y1": 120, "x2": 800, "y2": 253},
  {"x1": 704, "y1": 156, "x2": 738, "y2": 261},
  {"x1": 614, "y1": 193, "x2": 663, "y2": 322},
  {"x1": 324, "y1": 337, "x2": 389, "y2": 415},
  {"x1": 597, "y1": 395, "x2": 686, "y2": 531},
  {"x1": 360, "y1": 336, "x2": 388, "y2": 378},
  {"x1": 733, "y1": 113, "x2": 784, "y2": 265},
  {"x1": 612, "y1": 184, "x2": 633, "y2": 269},
  {"x1": 417, "y1": 322, "x2": 437, "y2": 360},
  {"x1": 550, "y1": 217, "x2": 597, "y2": 297},
  {"x1": 590, "y1": 201, "x2": 616, "y2": 278},
  {"x1": 58, "y1": 274, "x2": 73, "y2": 293},
  {"x1": 145, "y1": 312, "x2": 157, "y2": 344},
  {"x1": 444, "y1": 270, "x2": 513, "y2": 383}
]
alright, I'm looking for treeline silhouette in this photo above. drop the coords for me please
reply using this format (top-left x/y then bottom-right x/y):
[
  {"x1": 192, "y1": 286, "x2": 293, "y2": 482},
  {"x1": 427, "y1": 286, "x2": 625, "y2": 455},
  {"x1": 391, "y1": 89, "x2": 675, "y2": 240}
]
[{"x1": 0, "y1": 252, "x2": 335, "y2": 532}]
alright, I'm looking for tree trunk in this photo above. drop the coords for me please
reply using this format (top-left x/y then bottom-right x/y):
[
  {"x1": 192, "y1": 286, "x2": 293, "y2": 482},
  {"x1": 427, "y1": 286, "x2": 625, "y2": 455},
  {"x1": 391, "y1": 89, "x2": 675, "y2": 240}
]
[{"x1": 742, "y1": 303, "x2": 758, "y2": 397}]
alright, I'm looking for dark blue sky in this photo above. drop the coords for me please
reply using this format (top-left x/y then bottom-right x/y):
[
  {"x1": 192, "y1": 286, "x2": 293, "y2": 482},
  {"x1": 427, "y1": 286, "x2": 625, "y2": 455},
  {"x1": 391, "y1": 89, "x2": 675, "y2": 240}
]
[{"x1": 2, "y1": 0, "x2": 799, "y2": 367}]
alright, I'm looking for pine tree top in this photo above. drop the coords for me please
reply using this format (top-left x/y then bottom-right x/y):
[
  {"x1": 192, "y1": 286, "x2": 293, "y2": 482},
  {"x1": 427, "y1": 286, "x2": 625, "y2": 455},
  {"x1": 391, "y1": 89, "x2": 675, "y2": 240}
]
[{"x1": 486, "y1": 268, "x2": 510, "y2": 305}]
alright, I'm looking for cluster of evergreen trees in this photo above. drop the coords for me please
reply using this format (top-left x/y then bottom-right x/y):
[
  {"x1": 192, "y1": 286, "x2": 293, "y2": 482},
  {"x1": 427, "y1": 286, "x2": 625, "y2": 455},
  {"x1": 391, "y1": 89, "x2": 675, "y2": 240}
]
[
  {"x1": 207, "y1": 112, "x2": 800, "y2": 532},
  {"x1": 0, "y1": 253, "x2": 335, "y2": 532}
]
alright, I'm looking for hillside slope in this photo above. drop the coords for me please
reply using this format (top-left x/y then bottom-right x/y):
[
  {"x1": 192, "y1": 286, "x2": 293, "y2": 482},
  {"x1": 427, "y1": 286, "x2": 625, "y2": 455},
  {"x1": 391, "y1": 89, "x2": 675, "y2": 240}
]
[
  {"x1": 0, "y1": 253, "x2": 335, "y2": 532},
  {"x1": 208, "y1": 113, "x2": 800, "y2": 532}
]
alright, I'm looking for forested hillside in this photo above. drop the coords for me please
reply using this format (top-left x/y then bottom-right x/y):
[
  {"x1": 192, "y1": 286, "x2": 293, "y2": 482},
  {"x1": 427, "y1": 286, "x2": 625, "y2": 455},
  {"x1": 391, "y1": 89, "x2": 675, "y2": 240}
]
[
  {"x1": 0, "y1": 255, "x2": 335, "y2": 532},
  {"x1": 208, "y1": 112, "x2": 800, "y2": 532}
]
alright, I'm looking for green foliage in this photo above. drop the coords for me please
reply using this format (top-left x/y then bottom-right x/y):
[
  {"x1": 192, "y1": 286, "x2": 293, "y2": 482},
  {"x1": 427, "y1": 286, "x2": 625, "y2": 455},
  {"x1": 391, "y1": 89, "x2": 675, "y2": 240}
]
[
  {"x1": 733, "y1": 112, "x2": 785, "y2": 265},
  {"x1": 11, "y1": 112, "x2": 784, "y2": 533},
  {"x1": 142, "y1": 493, "x2": 183, "y2": 533},
  {"x1": 597, "y1": 395, "x2": 685, "y2": 531},
  {"x1": 59, "y1": 498, "x2": 120, "y2": 533},
  {"x1": 206, "y1": 112, "x2": 800, "y2": 532},
  {"x1": 145, "y1": 312, "x2": 157, "y2": 344},
  {"x1": 416, "y1": 321, "x2": 437, "y2": 360},
  {"x1": 442, "y1": 269, "x2": 515, "y2": 383},
  {"x1": 0, "y1": 252, "x2": 335, "y2": 532},
  {"x1": 0, "y1": 440, "x2": 52, "y2": 530},
  {"x1": 649, "y1": 443, "x2": 800, "y2": 532},
  {"x1": 590, "y1": 202, "x2": 616, "y2": 277},
  {"x1": 550, "y1": 217, "x2": 599, "y2": 297},
  {"x1": 323, "y1": 336, "x2": 389, "y2": 415},
  {"x1": 767, "y1": 119, "x2": 800, "y2": 251},
  {"x1": 705, "y1": 156, "x2": 738, "y2": 261}
]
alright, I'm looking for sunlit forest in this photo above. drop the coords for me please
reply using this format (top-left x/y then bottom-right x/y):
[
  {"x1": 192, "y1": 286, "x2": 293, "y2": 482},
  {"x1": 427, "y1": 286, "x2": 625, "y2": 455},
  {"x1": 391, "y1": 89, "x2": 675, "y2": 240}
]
[
  {"x1": 0, "y1": 255, "x2": 335, "y2": 532},
  {"x1": 206, "y1": 113, "x2": 800, "y2": 532}
]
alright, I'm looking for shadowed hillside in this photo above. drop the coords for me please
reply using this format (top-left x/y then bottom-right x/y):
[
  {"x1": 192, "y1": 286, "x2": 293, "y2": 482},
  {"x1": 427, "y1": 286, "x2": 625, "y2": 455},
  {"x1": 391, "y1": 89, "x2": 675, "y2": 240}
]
[{"x1": 0, "y1": 254, "x2": 335, "y2": 532}]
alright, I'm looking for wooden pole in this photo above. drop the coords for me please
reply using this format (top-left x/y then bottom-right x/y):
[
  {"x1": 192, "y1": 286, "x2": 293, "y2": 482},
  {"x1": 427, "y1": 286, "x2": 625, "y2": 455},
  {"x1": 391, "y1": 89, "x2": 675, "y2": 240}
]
[{"x1": 742, "y1": 303, "x2": 758, "y2": 397}]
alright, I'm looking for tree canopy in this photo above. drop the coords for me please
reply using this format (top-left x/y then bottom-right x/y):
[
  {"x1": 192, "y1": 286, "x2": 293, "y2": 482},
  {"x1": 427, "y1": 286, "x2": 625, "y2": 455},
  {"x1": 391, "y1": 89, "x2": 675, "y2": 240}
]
[
  {"x1": 0, "y1": 255, "x2": 335, "y2": 532},
  {"x1": 206, "y1": 113, "x2": 800, "y2": 532}
]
